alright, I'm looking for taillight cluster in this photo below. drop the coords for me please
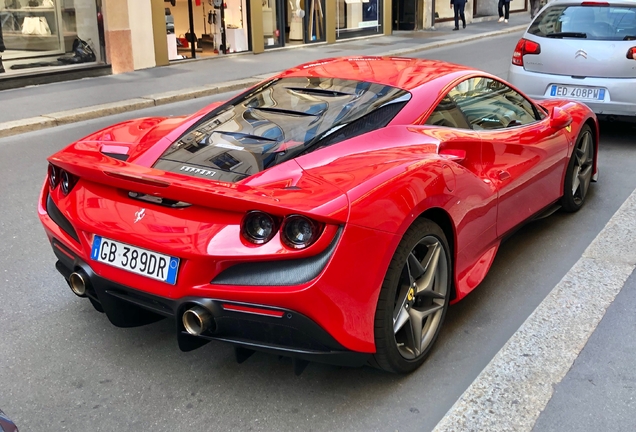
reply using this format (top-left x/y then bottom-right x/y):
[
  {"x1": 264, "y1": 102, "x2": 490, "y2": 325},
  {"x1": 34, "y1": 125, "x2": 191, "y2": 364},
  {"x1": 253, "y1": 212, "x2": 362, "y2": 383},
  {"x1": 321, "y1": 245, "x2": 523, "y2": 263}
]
[
  {"x1": 512, "y1": 38, "x2": 541, "y2": 67},
  {"x1": 627, "y1": 47, "x2": 636, "y2": 60},
  {"x1": 241, "y1": 211, "x2": 323, "y2": 250},
  {"x1": 48, "y1": 163, "x2": 77, "y2": 195}
]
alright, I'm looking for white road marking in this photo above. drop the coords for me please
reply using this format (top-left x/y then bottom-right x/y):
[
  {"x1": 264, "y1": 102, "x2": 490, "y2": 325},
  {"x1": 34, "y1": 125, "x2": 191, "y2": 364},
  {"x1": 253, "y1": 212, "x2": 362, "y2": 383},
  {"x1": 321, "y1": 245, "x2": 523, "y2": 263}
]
[{"x1": 434, "y1": 189, "x2": 636, "y2": 431}]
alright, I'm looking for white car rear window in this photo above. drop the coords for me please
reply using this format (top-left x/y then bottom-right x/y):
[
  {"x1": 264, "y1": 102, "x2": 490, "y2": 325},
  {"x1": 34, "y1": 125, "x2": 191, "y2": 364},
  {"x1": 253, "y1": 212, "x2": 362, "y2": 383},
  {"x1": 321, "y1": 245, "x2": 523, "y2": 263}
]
[{"x1": 529, "y1": 5, "x2": 636, "y2": 40}]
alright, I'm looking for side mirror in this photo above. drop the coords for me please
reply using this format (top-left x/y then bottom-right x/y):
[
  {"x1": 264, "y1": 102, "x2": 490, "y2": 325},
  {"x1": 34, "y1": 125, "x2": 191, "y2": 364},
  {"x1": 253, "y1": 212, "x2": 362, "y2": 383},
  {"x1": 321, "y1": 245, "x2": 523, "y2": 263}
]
[{"x1": 550, "y1": 106, "x2": 573, "y2": 130}]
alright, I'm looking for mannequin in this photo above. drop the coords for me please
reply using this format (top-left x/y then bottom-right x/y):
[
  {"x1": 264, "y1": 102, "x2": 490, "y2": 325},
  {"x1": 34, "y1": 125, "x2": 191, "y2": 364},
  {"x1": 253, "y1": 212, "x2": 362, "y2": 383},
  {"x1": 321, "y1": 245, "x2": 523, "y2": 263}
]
[{"x1": 289, "y1": 0, "x2": 303, "y2": 41}]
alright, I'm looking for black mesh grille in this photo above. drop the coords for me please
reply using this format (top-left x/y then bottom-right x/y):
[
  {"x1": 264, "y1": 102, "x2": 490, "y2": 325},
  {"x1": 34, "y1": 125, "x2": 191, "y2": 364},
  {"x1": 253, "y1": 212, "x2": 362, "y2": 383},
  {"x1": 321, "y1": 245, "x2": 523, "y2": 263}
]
[{"x1": 46, "y1": 194, "x2": 80, "y2": 243}]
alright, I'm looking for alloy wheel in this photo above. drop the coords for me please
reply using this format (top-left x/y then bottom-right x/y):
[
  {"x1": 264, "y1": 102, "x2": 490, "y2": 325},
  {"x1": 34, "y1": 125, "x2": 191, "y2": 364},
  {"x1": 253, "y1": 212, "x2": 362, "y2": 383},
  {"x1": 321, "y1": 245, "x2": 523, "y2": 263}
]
[
  {"x1": 571, "y1": 130, "x2": 594, "y2": 206},
  {"x1": 392, "y1": 236, "x2": 448, "y2": 359}
]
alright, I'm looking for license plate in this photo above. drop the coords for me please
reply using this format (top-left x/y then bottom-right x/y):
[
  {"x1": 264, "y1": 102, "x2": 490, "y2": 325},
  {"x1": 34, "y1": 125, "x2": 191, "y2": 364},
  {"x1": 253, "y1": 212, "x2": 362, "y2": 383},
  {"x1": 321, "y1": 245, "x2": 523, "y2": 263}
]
[
  {"x1": 90, "y1": 236, "x2": 179, "y2": 284},
  {"x1": 550, "y1": 85, "x2": 605, "y2": 101}
]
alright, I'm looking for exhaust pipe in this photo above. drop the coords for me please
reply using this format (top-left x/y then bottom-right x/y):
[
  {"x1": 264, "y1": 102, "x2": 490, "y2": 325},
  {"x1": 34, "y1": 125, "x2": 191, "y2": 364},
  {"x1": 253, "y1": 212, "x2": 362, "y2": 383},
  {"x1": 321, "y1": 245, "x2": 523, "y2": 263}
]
[
  {"x1": 69, "y1": 271, "x2": 88, "y2": 297},
  {"x1": 182, "y1": 305, "x2": 215, "y2": 336}
]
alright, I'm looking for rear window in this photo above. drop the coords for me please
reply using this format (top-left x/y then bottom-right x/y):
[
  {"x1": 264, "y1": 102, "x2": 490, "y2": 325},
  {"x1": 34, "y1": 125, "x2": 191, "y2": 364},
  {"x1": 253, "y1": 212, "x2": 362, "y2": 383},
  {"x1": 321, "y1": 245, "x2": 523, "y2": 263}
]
[{"x1": 528, "y1": 5, "x2": 636, "y2": 40}]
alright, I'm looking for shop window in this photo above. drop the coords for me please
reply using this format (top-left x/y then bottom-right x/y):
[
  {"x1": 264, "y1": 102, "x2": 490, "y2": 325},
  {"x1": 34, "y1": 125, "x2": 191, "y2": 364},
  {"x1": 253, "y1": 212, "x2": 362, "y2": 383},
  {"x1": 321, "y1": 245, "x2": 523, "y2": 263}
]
[
  {"x1": 336, "y1": 0, "x2": 381, "y2": 39},
  {"x1": 167, "y1": 0, "x2": 249, "y2": 59},
  {"x1": 262, "y1": 0, "x2": 280, "y2": 47},
  {"x1": 1, "y1": 0, "x2": 103, "y2": 71}
]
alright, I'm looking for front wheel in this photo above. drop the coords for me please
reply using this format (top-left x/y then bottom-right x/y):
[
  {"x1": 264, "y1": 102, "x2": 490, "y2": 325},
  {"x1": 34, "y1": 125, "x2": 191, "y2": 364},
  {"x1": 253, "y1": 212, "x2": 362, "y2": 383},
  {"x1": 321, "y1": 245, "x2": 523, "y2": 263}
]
[
  {"x1": 371, "y1": 218, "x2": 451, "y2": 374},
  {"x1": 561, "y1": 124, "x2": 594, "y2": 212}
]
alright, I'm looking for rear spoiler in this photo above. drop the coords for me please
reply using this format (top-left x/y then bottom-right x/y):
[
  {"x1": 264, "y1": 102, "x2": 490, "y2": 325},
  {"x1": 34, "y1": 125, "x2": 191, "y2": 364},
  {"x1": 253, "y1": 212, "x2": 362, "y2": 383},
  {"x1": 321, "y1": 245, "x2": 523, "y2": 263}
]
[{"x1": 49, "y1": 144, "x2": 349, "y2": 223}]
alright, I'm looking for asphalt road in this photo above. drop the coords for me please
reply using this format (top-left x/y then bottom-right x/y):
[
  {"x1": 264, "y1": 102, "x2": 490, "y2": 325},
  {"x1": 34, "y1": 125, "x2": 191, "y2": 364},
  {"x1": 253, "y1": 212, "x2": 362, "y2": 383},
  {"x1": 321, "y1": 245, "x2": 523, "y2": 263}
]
[{"x1": 1, "y1": 32, "x2": 635, "y2": 431}]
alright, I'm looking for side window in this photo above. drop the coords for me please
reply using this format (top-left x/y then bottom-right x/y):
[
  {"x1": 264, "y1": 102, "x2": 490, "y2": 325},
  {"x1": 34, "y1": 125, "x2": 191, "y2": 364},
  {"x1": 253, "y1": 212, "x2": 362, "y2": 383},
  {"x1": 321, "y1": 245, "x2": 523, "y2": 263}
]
[
  {"x1": 425, "y1": 95, "x2": 471, "y2": 129},
  {"x1": 449, "y1": 77, "x2": 540, "y2": 130}
]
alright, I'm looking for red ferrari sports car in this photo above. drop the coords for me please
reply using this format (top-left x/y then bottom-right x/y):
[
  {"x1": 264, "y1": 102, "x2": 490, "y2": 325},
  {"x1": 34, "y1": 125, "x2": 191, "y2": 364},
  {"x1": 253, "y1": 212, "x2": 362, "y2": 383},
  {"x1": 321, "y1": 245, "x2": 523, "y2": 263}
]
[{"x1": 39, "y1": 57, "x2": 598, "y2": 374}]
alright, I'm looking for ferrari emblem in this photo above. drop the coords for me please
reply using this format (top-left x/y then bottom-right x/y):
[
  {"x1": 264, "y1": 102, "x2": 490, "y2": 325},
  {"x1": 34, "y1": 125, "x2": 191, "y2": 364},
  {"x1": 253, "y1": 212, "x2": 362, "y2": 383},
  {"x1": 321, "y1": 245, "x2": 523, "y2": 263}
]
[
  {"x1": 565, "y1": 125, "x2": 572, "y2": 132},
  {"x1": 407, "y1": 287, "x2": 415, "y2": 302},
  {"x1": 134, "y1": 208, "x2": 146, "y2": 223}
]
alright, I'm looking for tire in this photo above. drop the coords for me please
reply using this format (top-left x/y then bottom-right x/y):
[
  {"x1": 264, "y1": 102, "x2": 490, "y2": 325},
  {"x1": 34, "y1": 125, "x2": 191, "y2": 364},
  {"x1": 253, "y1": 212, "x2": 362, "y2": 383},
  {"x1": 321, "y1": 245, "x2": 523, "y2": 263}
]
[
  {"x1": 371, "y1": 218, "x2": 452, "y2": 374},
  {"x1": 561, "y1": 124, "x2": 594, "y2": 213}
]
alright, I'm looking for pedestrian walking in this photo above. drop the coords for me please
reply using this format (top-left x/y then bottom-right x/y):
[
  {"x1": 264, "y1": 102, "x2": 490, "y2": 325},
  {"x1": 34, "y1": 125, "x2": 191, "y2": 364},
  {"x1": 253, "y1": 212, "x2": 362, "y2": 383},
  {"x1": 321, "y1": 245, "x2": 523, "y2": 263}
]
[
  {"x1": 498, "y1": 0, "x2": 510, "y2": 23},
  {"x1": 0, "y1": 23, "x2": 5, "y2": 73},
  {"x1": 529, "y1": 0, "x2": 540, "y2": 18},
  {"x1": 451, "y1": 0, "x2": 467, "y2": 31}
]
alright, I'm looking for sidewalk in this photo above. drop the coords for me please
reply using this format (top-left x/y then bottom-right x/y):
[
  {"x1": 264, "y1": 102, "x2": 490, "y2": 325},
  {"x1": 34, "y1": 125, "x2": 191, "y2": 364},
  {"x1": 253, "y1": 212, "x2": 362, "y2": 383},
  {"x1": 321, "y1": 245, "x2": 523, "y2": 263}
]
[{"x1": 0, "y1": 14, "x2": 531, "y2": 138}]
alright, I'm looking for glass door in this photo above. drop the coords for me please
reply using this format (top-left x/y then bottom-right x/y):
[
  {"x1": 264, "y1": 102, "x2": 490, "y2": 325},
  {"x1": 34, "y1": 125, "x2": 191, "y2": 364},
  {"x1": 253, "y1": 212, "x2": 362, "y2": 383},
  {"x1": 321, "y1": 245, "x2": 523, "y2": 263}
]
[{"x1": 262, "y1": 0, "x2": 282, "y2": 48}]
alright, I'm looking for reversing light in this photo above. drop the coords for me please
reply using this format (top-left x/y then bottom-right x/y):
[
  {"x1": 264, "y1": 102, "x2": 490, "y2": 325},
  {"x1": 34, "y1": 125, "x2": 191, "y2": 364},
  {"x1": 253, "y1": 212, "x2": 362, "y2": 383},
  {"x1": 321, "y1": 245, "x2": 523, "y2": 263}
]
[
  {"x1": 512, "y1": 38, "x2": 541, "y2": 67},
  {"x1": 281, "y1": 215, "x2": 320, "y2": 249},
  {"x1": 48, "y1": 164, "x2": 60, "y2": 189},
  {"x1": 242, "y1": 211, "x2": 278, "y2": 244},
  {"x1": 60, "y1": 170, "x2": 77, "y2": 195}
]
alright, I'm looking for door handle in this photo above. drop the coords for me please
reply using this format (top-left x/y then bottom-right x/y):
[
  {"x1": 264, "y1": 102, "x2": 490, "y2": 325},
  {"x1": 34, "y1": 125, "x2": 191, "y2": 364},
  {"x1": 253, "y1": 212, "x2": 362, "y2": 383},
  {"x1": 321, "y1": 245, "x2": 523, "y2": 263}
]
[{"x1": 498, "y1": 170, "x2": 511, "y2": 180}]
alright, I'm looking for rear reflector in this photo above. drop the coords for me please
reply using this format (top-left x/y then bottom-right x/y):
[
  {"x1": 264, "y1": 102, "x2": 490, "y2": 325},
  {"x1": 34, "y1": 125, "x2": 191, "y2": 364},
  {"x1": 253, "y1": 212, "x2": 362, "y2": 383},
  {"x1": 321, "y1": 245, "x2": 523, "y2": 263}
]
[
  {"x1": 222, "y1": 303, "x2": 285, "y2": 318},
  {"x1": 512, "y1": 39, "x2": 541, "y2": 66}
]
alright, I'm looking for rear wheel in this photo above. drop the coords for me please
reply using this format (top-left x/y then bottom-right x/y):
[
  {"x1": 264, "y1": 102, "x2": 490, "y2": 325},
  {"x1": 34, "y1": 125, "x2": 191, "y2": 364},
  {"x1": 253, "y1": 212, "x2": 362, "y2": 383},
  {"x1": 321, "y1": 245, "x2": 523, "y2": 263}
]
[
  {"x1": 561, "y1": 125, "x2": 594, "y2": 212},
  {"x1": 372, "y1": 218, "x2": 451, "y2": 373}
]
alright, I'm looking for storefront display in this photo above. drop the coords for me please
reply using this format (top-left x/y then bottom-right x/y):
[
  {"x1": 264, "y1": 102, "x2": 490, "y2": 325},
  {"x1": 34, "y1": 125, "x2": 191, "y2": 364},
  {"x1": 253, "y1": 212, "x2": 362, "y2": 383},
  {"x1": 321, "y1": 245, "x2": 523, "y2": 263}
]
[
  {"x1": 336, "y1": 0, "x2": 381, "y2": 39},
  {"x1": 0, "y1": 0, "x2": 102, "y2": 74},
  {"x1": 168, "y1": 0, "x2": 249, "y2": 58},
  {"x1": 262, "y1": 0, "x2": 324, "y2": 49}
]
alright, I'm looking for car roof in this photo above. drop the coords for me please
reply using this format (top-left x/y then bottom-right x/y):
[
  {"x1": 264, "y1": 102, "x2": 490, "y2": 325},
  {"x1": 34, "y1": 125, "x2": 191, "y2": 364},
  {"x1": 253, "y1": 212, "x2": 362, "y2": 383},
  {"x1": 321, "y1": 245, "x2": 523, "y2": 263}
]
[{"x1": 277, "y1": 57, "x2": 474, "y2": 91}]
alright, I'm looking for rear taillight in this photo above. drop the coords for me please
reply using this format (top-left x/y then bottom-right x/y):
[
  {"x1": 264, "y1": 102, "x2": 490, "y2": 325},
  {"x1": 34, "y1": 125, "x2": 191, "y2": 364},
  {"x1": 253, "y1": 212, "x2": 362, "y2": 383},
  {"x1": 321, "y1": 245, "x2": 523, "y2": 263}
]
[
  {"x1": 48, "y1": 163, "x2": 60, "y2": 189},
  {"x1": 60, "y1": 170, "x2": 78, "y2": 195},
  {"x1": 627, "y1": 47, "x2": 636, "y2": 60},
  {"x1": 48, "y1": 164, "x2": 78, "y2": 195},
  {"x1": 240, "y1": 211, "x2": 323, "y2": 249},
  {"x1": 241, "y1": 211, "x2": 279, "y2": 245},
  {"x1": 281, "y1": 215, "x2": 321, "y2": 250},
  {"x1": 512, "y1": 38, "x2": 541, "y2": 67}
]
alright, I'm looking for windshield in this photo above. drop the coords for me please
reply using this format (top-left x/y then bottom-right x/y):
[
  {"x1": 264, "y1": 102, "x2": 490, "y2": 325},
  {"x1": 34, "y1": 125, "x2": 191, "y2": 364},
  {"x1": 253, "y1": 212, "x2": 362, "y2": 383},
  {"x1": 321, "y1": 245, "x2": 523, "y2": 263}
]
[{"x1": 528, "y1": 5, "x2": 636, "y2": 40}]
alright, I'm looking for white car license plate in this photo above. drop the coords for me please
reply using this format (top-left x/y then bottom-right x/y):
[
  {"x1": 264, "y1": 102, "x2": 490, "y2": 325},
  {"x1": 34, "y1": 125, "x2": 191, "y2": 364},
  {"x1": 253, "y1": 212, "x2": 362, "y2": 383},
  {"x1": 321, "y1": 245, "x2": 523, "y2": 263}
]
[
  {"x1": 90, "y1": 236, "x2": 179, "y2": 284},
  {"x1": 550, "y1": 85, "x2": 605, "y2": 101}
]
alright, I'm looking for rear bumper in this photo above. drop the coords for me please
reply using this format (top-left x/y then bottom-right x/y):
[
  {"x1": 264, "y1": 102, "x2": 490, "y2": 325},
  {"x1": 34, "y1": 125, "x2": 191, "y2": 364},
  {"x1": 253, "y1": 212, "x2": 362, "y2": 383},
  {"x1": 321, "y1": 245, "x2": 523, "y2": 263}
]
[
  {"x1": 508, "y1": 65, "x2": 636, "y2": 118},
  {"x1": 52, "y1": 240, "x2": 370, "y2": 367}
]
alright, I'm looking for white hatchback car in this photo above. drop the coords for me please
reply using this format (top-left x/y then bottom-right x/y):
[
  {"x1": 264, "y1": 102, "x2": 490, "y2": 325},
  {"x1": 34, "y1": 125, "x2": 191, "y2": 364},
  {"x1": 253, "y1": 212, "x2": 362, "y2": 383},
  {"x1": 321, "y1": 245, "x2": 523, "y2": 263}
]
[{"x1": 508, "y1": 0, "x2": 636, "y2": 120}]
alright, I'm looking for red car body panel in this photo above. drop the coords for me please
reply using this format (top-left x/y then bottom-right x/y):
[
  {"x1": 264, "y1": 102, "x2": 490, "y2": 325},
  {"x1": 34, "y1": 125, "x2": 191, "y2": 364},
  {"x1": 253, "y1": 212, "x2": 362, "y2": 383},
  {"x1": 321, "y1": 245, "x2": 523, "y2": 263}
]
[{"x1": 38, "y1": 57, "x2": 599, "y2": 357}]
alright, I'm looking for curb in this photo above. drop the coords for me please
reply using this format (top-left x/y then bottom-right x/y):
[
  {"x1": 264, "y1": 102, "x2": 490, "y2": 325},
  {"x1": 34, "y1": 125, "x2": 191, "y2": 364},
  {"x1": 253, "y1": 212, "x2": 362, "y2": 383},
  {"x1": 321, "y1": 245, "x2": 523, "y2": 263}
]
[
  {"x1": 433, "y1": 190, "x2": 636, "y2": 431},
  {"x1": 0, "y1": 26, "x2": 526, "y2": 140},
  {"x1": 0, "y1": 77, "x2": 262, "y2": 140}
]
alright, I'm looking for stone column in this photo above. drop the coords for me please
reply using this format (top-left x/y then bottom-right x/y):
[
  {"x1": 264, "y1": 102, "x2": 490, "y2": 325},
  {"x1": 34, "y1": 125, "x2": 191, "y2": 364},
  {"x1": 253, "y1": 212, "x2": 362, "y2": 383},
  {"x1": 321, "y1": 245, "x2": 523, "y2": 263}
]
[
  {"x1": 250, "y1": 0, "x2": 264, "y2": 54},
  {"x1": 102, "y1": 0, "x2": 134, "y2": 73},
  {"x1": 150, "y1": 0, "x2": 169, "y2": 66},
  {"x1": 383, "y1": 0, "x2": 391, "y2": 35},
  {"x1": 325, "y1": 0, "x2": 335, "y2": 43}
]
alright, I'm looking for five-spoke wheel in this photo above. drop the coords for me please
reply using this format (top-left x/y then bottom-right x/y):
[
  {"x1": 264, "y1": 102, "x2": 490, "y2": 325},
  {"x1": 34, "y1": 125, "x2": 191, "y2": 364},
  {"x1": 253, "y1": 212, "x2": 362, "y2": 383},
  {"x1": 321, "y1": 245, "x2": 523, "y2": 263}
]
[
  {"x1": 562, "y1": 124, "x2": 594, "y2": 212},
  {"x1": 372, "y1": 218, "x2": 451, "y2": 373}
]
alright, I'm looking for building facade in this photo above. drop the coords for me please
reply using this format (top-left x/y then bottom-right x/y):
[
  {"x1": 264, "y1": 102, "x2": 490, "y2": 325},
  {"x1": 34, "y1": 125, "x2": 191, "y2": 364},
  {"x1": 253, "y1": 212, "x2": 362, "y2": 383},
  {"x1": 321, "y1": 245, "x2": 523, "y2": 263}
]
[
  {"x1": 0, "y1": 0, "x2": 522, "y2": 84},
  {"x1": 392, "y1": 0, "x2": 528, "y2": 30},
  {"x1": 0, "y1": 0, "x2": 393, "y2": 82}
]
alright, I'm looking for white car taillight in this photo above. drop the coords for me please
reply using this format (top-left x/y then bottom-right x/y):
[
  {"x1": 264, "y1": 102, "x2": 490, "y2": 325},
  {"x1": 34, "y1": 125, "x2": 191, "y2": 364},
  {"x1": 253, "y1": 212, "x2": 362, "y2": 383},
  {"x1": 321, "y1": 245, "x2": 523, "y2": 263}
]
[{"x1": 512, "y1": 38, "x2": 541, "y2": 67}]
